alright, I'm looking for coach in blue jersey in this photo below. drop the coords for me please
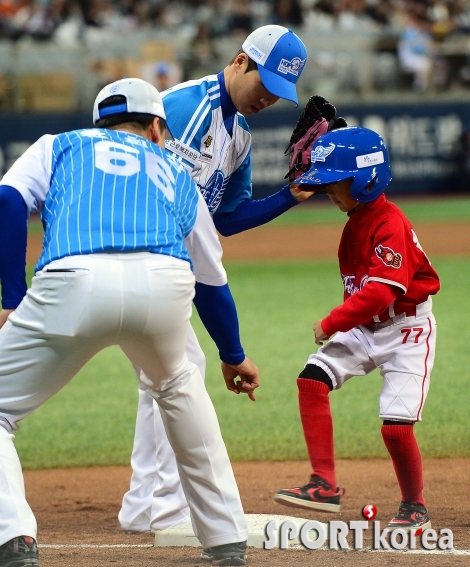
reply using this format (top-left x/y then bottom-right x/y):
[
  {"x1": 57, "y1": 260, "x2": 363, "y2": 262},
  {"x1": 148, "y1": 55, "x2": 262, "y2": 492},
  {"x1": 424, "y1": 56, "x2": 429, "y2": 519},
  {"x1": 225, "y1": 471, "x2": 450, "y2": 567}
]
[
  {"x1": 0, "y1": 78, "x2": 258, "y2": 567},
  {"x1": 120, "y1": 26, "x2": 315, "y2": 538}
]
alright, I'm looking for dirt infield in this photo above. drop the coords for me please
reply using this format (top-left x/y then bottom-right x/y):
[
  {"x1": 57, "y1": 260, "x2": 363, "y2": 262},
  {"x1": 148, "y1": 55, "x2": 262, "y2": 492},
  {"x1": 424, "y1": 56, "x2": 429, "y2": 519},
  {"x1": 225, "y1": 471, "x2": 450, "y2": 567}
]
[
  {"x1": 218, "y1": 220, "x2": 470, "y2": 260},
  {"x1": 26, "y1": 459, "x2": 469, "y2": 566},
  {"x1": 23, "y1": 218, "x2": 470, "y2": 566}
]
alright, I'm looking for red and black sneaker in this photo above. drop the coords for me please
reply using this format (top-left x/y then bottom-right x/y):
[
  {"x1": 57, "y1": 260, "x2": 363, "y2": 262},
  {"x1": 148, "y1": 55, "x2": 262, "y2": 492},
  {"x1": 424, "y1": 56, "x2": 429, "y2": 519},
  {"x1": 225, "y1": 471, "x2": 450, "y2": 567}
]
[
  {"x1": 387, "y1": 501, "x2": 431, "y2": 531},
  {"x1": 273, "y1": 475, "x2": 343, "y2": 513}
]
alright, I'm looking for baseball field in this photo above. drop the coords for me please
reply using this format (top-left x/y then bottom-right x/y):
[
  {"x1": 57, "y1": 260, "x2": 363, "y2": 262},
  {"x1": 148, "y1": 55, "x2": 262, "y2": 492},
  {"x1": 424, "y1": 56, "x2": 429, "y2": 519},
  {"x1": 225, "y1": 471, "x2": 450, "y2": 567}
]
[{"x1": 19, "y1": 195, "x2": 470, "y2": 566}]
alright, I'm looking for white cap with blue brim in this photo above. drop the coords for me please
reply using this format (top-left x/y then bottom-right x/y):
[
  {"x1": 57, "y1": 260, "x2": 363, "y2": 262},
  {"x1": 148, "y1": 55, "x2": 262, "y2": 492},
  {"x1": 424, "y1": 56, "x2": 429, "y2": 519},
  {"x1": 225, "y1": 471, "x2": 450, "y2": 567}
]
[
  {"x1": 93, "y1": 78, "x2": 166, "y2": 124},
  {"x1": 242, "y1": 25, "x2": 307, "y2": 107}
]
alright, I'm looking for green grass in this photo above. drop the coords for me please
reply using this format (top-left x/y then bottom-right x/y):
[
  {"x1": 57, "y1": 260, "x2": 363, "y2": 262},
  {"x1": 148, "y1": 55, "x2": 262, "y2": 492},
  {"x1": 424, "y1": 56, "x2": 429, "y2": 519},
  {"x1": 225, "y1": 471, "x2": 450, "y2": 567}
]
[
  {"x1": 15, "y1": 349, "x2": 139, "y2": 469},
  {"x1": 270, "y1": 195, "x2": 470, "y2": 226},
  {"x1": 28, "y1": 216, "x2": 44, "y2": 235},
  {"x1": 14, "y1": 256, "x2": 470, "y2": 469}
]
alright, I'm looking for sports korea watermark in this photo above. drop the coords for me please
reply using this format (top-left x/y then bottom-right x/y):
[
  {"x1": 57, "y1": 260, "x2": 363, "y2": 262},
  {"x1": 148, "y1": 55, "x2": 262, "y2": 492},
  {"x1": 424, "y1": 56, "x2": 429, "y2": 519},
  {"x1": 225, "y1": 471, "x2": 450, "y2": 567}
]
[{"x1": 264, "y1": 504, "x2": 454, "y2": 551}]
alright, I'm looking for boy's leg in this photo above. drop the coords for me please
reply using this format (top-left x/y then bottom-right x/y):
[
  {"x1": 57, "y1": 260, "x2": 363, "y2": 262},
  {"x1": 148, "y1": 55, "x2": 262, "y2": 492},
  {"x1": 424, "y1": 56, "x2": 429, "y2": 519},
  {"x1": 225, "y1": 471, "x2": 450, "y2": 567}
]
[
  {"x1": 376, "y1": 310, "x2": 437, "y2": 529},
  {"x1": 381, "y1": 422, "x2": 425, "y2": 506},
  {"x1": 275, "y1": 330, "x2": 375, "y2": 512},
  {"x1": 274, "y1": 371, "x2": 342, "y2": 513},
  {"x1": 298, "y1": 368, "x2": 336, "y2": 489}
]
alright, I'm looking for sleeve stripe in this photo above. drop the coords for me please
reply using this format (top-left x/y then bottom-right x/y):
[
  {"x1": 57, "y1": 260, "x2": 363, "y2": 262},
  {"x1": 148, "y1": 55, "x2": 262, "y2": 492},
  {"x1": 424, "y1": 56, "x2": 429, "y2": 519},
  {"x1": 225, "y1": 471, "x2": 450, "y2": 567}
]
[
  {"x1": 181, "y1": 95, "x2": 211, "y2": 143},
  {"x1": 186, "y1": 104, "x2": 212, "y2": 146},
  {"x1": 367, "y1": 276, "x2": 407, "y2": 293}
]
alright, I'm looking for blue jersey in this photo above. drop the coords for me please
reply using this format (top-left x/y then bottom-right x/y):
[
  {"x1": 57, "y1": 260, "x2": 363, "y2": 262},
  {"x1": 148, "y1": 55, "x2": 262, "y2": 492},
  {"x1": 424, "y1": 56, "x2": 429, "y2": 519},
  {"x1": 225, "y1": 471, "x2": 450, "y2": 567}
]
[
  {"x1": 162, "y1": 74, "x2": 252, "y2": 214},
  {"x1": 1, "y1": 126, "x2": 243, "y2": 362},
  {"x1": 2, "y1": 129, "x2": 198, "y2": 271}
]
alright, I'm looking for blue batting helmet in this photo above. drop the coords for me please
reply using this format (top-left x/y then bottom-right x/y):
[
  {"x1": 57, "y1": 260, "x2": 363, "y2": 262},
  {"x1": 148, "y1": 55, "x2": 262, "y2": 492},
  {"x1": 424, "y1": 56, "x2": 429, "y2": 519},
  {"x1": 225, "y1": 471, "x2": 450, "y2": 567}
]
[{"x1": 296, "y1": 127, "x2": 392, "y2": 202}]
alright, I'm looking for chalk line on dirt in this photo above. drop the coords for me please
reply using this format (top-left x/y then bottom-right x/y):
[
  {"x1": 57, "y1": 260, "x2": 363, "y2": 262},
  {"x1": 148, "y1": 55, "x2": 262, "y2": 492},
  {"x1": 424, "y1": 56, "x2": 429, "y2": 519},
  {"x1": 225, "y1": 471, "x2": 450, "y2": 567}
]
[{"x1": 39, "y1": 544, "x2": 470, "y2": 555}]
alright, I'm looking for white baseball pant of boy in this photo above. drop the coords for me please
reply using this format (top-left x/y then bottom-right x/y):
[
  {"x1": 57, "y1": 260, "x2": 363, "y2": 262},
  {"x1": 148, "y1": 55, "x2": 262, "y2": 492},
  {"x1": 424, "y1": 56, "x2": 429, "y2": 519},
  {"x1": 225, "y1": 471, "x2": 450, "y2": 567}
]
[
  {"x1": 306, "y1": 298, "x2": 436, "y2": 421},
  {"x1": 0, "y1": 252, "x2": 247, "y2": 549}
]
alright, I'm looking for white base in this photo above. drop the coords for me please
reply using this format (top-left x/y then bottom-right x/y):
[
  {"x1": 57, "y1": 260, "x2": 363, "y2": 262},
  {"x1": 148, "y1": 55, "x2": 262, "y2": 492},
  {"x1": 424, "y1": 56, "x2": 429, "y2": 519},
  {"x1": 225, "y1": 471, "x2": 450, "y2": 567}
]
[{"x1": 154, "y1": 514, "x2": 327, "y2": 548}]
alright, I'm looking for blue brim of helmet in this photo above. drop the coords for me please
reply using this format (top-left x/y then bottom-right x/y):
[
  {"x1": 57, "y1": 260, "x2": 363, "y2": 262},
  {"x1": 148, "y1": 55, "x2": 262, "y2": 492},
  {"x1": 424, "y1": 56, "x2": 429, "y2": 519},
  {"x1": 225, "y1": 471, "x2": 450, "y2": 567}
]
[
  {"x1": 295, "y1": 168, "x2": 354, "y2": 187},
  {"x1": 258, "y1": 66, "x2": 298, "y2": 106}
]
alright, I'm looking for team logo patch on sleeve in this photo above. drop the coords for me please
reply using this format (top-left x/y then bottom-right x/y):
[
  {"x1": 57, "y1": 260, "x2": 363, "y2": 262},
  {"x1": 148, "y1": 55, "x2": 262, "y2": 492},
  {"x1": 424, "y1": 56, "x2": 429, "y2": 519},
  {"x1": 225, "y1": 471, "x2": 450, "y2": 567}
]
[{"x1": 375, "y1": 245, "x2": 402, "y2": 268}]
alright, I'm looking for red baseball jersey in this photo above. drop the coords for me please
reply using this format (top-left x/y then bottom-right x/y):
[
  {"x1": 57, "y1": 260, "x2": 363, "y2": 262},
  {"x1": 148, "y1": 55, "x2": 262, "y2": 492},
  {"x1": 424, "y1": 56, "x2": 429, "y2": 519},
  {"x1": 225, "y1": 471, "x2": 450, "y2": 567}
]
[{"x1": 322, "y1": 194, "x2": 440, "y2": 336}]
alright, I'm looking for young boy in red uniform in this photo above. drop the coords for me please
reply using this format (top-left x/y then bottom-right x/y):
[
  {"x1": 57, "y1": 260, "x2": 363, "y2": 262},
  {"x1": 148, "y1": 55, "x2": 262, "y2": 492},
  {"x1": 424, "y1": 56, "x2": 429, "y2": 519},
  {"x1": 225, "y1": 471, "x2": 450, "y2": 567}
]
[{"x1": 274, "y1": 127, "x2": 440, "y2": 530}]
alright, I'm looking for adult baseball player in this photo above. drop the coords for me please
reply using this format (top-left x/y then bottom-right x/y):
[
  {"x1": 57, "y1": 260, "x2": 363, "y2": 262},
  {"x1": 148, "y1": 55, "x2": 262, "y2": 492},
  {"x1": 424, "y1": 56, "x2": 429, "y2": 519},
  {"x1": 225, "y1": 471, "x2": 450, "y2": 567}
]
[
  {"x1": 0, "y1": 78, "x2": 258, "y2": 567},
  {"x1": 274, "y1": 127, "x2": 439, "y2": 531},
  {"x1": 119, "y1": 25, "x2": 318, "y2": 536}
]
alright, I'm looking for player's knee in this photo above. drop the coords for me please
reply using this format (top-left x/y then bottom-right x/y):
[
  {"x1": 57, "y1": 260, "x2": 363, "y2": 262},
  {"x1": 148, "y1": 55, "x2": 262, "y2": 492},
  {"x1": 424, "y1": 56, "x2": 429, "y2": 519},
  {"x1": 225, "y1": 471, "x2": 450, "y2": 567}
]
[{"x1": 298, "y1": 364, "x2": 333, "y2": 391}]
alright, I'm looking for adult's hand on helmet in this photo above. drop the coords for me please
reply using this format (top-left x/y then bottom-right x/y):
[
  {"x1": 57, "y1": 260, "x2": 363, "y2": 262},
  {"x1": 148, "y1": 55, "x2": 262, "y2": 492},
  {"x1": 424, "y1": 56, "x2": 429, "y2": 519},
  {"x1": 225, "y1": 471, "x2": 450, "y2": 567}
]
[{"x1": 289, "y1": 183, "x2": 318, "y2": 202}]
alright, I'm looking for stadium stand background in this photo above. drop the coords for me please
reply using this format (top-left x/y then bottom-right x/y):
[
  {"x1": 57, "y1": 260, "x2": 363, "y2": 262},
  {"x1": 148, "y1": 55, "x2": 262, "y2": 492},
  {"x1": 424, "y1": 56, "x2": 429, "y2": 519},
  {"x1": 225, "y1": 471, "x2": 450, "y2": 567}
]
[
  {"x1": 1, "y1": 0, "x2": 470, "y2": 195},
  {"x1": 0, "y1": 0, "x2": 470, "y2": 111}
]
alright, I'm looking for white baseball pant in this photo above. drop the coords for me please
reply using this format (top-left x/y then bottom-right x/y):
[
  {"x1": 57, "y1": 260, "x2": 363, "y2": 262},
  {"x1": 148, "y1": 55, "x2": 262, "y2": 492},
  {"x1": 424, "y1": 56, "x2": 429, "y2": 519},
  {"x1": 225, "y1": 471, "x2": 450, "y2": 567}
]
[
  {"x1": 306, "y1": 298, "x2": 436, "y2": 422},
  {"x1": 0, "y1": 252, "x2": 247, "y2": 549},
  {"x1": 119, "y1": 327, "x2": 205, "y2": 532}
]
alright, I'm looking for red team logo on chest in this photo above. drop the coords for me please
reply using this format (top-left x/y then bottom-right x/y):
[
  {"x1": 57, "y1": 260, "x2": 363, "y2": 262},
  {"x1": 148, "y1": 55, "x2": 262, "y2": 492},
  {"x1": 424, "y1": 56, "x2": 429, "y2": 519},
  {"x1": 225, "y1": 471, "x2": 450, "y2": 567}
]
[{"x1": 375, "y1": 245, "x2": 402, "y2": 268}]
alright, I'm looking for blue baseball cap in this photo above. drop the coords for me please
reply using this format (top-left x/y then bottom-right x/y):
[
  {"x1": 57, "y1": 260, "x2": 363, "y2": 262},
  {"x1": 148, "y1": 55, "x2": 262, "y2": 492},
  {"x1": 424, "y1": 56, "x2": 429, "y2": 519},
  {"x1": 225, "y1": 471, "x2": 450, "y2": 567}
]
[{"x1": 242, "y1": 25, "x2": 307, "y2": 106}]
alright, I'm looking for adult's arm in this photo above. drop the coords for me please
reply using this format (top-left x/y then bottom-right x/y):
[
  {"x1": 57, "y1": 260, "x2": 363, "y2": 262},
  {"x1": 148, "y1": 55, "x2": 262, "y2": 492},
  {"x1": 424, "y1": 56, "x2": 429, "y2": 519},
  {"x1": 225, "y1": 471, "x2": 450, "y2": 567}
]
[
  {"x1": 185, "y1": 192, "x2": 260, "y2": 398},
  {"x1": 213, "y1": 183, "x2": 317, "y2": 237},
  {"x1": 184, "y1": 191, "x2": 244, "y2": 364},
  {"x1": 193, "y1": 281, "x2": 245, "y2": 365},
  {"x1": 0, "y1": 185, "x2": 28, "y2": 310},
  {"x1": 213, "y1": 185, "x2": 297, "y2": 236},
  {"x1": 0, "y1": 134, "x2": 54, "y2": 312}
]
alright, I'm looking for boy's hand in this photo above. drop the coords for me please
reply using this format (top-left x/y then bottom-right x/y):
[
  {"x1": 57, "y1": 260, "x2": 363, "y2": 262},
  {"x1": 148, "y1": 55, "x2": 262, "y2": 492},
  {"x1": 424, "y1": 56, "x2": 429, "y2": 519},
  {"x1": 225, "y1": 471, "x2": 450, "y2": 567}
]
[{"x1": 313, "y1": 319, "x2": 329, "y2": 345}]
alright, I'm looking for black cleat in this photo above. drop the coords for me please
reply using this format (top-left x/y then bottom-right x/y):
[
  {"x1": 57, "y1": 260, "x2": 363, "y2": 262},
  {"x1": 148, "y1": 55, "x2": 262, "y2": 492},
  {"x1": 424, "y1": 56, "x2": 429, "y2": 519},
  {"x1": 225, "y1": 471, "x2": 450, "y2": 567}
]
[
  {"x1": 200, "y1": 540, "x2": 247, "y2": 565},
  {"x1": 0, "y1": 536, "x2": 39, "y2": 567}
]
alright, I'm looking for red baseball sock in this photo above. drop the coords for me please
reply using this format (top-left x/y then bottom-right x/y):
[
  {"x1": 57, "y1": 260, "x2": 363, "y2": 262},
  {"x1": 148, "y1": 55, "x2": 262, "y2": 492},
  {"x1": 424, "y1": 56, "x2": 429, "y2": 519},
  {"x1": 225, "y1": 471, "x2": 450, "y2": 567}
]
[
  {"x1": 381, "y1": 424, "x2": 425, "y2": 507},
  {"x1": 297, "y1": 378, "x2": 336, "y2": 490}
]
